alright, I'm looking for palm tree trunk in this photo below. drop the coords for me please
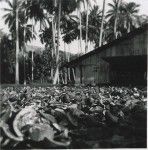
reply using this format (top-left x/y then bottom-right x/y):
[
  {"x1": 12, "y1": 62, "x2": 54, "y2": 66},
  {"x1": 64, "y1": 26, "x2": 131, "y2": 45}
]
[
  {"x1": 114, "y1": 16, "x2": 117, "y2": 39},
  {"x1": 23, "y1": 3, "x2": 26, "y2": 85},
  {"x1": 128, "y1": 22, "x2": 130, "y2": 33},
  {"x1": 50, "y1": 36, "x2": 54, "y2": 81},
  {"x1": 31, "y1": 51, "x2": 34, "y2": 82},
  {"x1": 51, "y1": 67, "x2": 53, "y2": 80},
  {"x1": 77, "y1": 10, "x2": 80, "y2": 55},
  {"x1": 61, "y1": 70, "x2": 64, "y2": 84},
  {"x1": 85, "y1": 1, "x2": 89, "y2": 53},
  {"x1": 53, "y1": 0, "x2": 61, "y2": 85},
  {"x1": 79, "y1": 5, "x2": 82, "y2": 54},
  {"x1": 63, "y1": 42, "x2": 67, "y2": 84},
  {"x1": 64, "y1": 67, "x2": 67, "y2": 84},
  {"x1": 51, "y1": 17, "x2": 56, "y2": 56},
  {"x1": 51, "y1": 17, "x2": 56, "y2": 81},
  {"x1": 64, "y1": 42, "x2": 66, "y2": 60},
  {"x1": 99, "y1": 0, "x2": 106, "y2": 47},
  {"x1": 31, "y1": 19, "x2": 34, "y2": 83},
  {"x1": 23, "y1": 25, "x2": 26, "y2": 85},
  {"x1": 47, "y1": 17, "x2": 55, "y2": 81},
  {"x1": 114, "y1": 0, "x2": 121, "y2": 39},
  {"x1": 114, "y1": 21, "x2": 117, "y2": 38},
  {"x1": 72, "y1": 68, "x2": 75, "y2": 82},
  {"x1": 15, "y1": 3, "x2": 19, "y2": 84},
  {"x1": 67, "y1": 44, "x2": 71, "y2": 81}
]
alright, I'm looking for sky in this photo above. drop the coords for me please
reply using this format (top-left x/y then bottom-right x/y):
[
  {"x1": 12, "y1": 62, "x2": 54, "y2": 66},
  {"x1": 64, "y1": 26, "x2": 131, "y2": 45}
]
[{"x1": 0, "y1": 0, "x2": 148, "y2": 54}]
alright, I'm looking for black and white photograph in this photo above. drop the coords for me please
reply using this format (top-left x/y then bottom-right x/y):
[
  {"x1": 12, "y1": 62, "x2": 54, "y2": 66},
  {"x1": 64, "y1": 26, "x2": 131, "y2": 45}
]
[{"x1": 0, "y1": 0, "x2": 147, "y2": 149}]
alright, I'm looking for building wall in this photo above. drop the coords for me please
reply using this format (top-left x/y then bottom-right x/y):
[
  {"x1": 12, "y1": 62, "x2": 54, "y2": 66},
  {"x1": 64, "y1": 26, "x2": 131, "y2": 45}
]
[
  {"x1": 75, "y1": 55, "x2": 110, "y2": 84},
  {"x1": 74, "y1": 27, "x2": 148, "y2": 85}
]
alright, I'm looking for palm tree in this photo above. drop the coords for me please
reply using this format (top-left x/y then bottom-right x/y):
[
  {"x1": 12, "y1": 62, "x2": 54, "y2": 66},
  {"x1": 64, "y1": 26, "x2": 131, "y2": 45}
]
[
  {"x1": 3, "y1": 0, "x2": 36, "y2": 84},
  {"x1": 29, "y1": 0, "x2": 78, "y2": 84},
  {"x1": 31, "y1": 19, "x2": 34, "y2": 83},
  {"x1": 76, "y1": 0, "x2": 85, "y2": 54},
  {"x1": 84, "y1": 0, "x2": 93, "y2": 53},
  {"x1": 106, "y1": 1, "x2": 140, "y2": 39},
  {"x1": 85, "y1": 1, "x2": 89, "y2": 53},
  {"x1": 106, "y1": 0, "x2": 121, "y2": 39},
  {"x1": 63, "y1": 0, "x2": 92, "y2": 54},
  {"x1": 21, "y1": 0, "x2": 46, "y2": 83},
  {"x1": 80, "y1": 5, "x2": 102, "y2": 48},
  {"x1": 85, "y1": 0, "x2": 98, "y2": 53},
  {"x1": 22, "y1": 0, "x2": 27, "y2": 85},
  {"x1": 78, "y1": 1, "x2": 82, "y2": 54},
  {"x1": 114, "y1": 0, "x2": 121, "y2": 38},
  {"x1": 23, "y1": 25, "x2": 26, "y2": 85},
  {"x1": 122, "y1": 2, "x2": 140, "y2": 32},
  {"x1": 99, "y1": 0, "x2": 106, "y2": 46},
  {"x1": 3, "y1": 0, "x2": 21, "y2": 84},
  {"x1": 41, "y1": 0, "x2": 78, "y2": 84},
  {"x1": 53, "y1": 0, "x2": 61, "y2": 84},
  {"x1": 15, "y1": 0, "x2": 19, "y2": 84}
]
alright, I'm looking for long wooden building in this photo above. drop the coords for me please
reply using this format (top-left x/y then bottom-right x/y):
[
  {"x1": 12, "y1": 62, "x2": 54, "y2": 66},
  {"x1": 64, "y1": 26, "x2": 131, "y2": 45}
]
[{"x1": 64, "y1": 24, "x2": 148, "y2": 85}]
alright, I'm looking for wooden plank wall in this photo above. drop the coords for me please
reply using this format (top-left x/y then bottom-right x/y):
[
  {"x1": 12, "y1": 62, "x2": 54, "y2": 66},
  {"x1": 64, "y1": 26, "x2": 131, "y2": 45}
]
[{"x1": 75, "y1": 55, "x2": 110, "y2": 84}]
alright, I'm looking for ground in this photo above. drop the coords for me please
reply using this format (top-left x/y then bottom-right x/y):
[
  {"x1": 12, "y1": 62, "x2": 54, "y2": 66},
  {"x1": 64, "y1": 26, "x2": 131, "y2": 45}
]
[{"x1": 0, "y1": 85, "x2": 147, "y2": 149}]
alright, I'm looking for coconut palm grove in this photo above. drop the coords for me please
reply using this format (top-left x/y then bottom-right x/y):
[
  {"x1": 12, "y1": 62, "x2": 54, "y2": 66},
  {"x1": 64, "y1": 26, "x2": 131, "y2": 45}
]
[{"x1": 0, "y1": 0, "x2": 147, "y2": 149}]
